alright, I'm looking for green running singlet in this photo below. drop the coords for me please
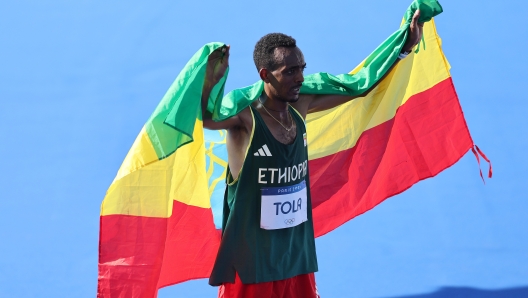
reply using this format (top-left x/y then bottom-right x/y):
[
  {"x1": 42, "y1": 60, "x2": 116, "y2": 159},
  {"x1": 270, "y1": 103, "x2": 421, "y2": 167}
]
[{"x1": 209, "y1": 104, "x2": 318, "y2": 286}]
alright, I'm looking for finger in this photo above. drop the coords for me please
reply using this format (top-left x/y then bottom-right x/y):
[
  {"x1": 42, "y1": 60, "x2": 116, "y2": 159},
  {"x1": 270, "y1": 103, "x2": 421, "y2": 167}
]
[
  {"x1": 209, "y1": 46, "x2": 228, "y2": 62},
  {"x1": 208, "y1": 49, "x2": 223, "y2": 61},
  {"x1": 220, "y1": 45, "x2": 230, "y2": 64}
]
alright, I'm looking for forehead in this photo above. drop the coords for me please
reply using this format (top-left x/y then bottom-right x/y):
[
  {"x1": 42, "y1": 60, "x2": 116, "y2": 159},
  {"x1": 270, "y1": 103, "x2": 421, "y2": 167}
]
[{"x1": 273, "y1": 47, "x2": 305, "y2": 68}]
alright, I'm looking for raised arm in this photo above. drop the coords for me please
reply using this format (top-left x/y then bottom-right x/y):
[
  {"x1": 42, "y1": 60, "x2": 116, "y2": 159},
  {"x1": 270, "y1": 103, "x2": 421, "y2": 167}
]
[
  {"x1": 293, "y1": 10, "x2": 425, "y2": 117},
  {"x1": 201, "y1": 45, "x2": 245, "y2": 130}
]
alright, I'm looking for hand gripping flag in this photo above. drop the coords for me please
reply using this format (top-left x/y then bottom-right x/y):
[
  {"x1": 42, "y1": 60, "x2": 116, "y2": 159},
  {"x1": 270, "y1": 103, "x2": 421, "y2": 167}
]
[{"x1": 98, "y1": 1, "x2": 479, "y2": 297}]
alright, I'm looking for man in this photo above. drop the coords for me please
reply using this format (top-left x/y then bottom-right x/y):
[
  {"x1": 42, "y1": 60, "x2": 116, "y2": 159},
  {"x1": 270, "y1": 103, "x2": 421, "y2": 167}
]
[{"x1": 201, "y1": 10, "x2": 424, "y2": 298}]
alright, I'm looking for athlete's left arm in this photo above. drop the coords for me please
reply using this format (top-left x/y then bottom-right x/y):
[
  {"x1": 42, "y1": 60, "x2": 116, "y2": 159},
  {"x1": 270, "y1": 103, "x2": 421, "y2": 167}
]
[{"x1": 294, "y1": 10, "x2": 424, "y2": 117}]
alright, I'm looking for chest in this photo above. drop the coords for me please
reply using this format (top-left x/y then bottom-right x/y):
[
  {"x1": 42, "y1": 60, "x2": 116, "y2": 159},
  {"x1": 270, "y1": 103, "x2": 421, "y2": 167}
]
[{"x1": 260, "y1": 114, "x2": 298, "y2": 145}]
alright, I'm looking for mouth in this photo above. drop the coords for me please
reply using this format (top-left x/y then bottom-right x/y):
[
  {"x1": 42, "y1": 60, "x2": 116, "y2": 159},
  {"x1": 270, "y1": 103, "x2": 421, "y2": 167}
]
[{"x1": 291, "y1": 85, "x2": 302, "y2": 94}]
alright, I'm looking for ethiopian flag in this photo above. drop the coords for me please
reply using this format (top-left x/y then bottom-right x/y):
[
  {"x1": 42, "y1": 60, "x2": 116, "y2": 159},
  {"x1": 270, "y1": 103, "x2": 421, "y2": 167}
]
[{"x1": 98, "y1": 1, "x2": 475, "y2": 297}]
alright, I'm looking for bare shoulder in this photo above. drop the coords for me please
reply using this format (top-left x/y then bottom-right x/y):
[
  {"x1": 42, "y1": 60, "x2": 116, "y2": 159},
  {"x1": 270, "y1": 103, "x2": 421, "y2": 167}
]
[
  {"x1": 290, "y1": 94, "x2": 316, "y2": 119},
  {"x1": 226, "y1": 106, "x2": 253, "y2": 139}
]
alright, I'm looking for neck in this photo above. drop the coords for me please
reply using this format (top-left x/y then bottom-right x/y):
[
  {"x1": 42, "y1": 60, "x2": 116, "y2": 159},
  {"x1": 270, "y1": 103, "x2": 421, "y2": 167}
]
[{"x1": 259, "y1": 93, "x2": 289, "y2": 113}]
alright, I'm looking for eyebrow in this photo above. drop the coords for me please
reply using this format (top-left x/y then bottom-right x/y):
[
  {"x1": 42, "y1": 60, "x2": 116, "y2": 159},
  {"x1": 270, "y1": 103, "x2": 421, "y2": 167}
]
[{"x1": 286, "y1": 63, "x2": 307, "y2": 70}]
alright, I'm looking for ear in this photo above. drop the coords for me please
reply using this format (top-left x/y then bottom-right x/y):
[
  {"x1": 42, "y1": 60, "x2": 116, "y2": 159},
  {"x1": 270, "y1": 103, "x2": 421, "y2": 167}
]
[{"x1": 258, "y1": 68, "x2": 270, "y2": 83}]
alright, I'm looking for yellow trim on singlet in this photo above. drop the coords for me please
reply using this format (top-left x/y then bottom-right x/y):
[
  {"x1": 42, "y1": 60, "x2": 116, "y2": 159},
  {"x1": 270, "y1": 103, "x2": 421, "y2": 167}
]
[
  {"x1": 227, "y1": 107, "x2": 256, "y2": 186},
  {"x1": 289, "y1": 105, "x2": 306, "y2": 128}
]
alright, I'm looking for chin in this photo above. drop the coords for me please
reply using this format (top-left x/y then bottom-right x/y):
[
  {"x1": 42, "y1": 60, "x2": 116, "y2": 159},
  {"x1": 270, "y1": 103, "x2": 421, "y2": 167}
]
[{"x1": 284, "y1": 96, "x2": 300, "y2": 103}]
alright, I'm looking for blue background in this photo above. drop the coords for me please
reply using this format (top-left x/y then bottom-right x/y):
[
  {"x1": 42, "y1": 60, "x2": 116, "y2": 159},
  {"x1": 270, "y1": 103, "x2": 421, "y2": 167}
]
[{"x1": 1, "y1": 0, "x2": 526, "y2": 297}]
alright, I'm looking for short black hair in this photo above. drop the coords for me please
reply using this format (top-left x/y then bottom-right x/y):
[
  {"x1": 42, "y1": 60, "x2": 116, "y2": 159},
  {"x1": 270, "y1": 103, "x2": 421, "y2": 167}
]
[{"x1": 253, "y1": 33, "x2": 296, "y2": 71}]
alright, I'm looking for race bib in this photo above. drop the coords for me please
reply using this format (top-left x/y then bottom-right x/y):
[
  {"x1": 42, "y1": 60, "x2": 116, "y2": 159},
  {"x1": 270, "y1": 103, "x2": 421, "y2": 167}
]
[{"x1": 260, "y1": 180, "x2": 308, "y2": 230}]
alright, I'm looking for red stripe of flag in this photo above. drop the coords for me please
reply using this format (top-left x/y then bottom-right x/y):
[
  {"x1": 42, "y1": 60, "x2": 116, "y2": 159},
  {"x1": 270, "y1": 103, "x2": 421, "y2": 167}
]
[
  {"x1": 98, "y1": 201, "x2": 220, "y2": 297},
  {"x1": 310, "y1": 78, "x2": 473, "y2": 237}
]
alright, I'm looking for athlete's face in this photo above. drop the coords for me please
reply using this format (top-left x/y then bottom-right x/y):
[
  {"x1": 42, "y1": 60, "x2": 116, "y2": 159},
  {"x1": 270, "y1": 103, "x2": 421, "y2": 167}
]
[{"x1": 262, "y1": 47, "x2": 306, "y2": 102}]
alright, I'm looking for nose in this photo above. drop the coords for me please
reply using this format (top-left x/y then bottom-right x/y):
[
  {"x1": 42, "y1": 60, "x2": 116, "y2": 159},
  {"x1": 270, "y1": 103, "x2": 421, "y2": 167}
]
[{"x1": 295, "y1": 69, "x2": 304, "y2": 84}]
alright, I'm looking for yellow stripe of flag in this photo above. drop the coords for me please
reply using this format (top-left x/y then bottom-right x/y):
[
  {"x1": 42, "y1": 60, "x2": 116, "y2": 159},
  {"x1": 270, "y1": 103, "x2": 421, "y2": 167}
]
[
  {"x1": 101, "y1": 119, "x2": 210, "y2": 217},
  {"x1": 306, "y1": 20, "x2": 450, "y2": 160}
]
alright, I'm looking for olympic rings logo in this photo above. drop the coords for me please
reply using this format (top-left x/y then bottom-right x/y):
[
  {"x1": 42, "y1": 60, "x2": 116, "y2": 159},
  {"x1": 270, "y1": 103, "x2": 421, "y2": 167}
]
[{"x1": 284, "y1": 218, "x2": 295, "y2": 225}]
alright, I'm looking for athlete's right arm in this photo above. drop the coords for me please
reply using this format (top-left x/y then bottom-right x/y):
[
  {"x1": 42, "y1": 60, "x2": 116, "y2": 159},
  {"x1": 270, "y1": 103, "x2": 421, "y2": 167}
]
[
  {"x1": 200, "y1": 45, "x2": 245, "y2": 130},
  {"x1": 202, "y1": 112, "x2": 243, "y2": 130}
]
